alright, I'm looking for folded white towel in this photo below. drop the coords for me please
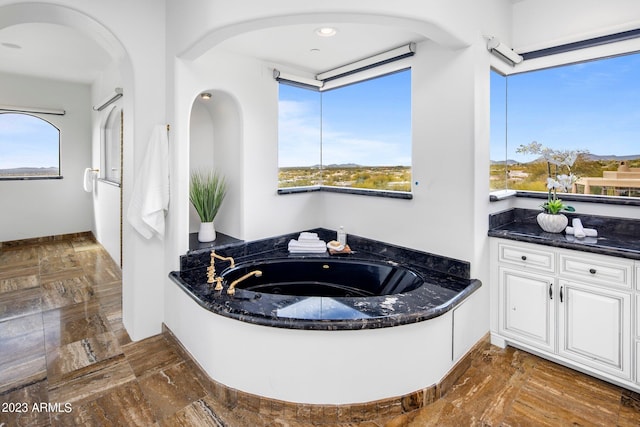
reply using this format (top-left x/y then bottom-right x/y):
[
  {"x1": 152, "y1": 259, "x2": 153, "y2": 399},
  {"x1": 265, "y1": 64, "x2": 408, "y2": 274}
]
[
  {"x1": 288, "y1": 239, "x2": 326, "y2": 248},
  {"x1": 289, "y1": 240, "x2": 326, "y2": 247},
  {"x1": 565, "y1": 226, "x2": 598, "y2": 237},
  {"x1": 572, "y1": 218, "x2": 586, "y2": 238},
  {"x1": 298, "y1": 232, "x2": 319, "y2": 241},
  {"x1": 288, "y1": 248, "x2": 327, "y2": 254},
  {"x1": 288, "y1": 239, "x2": 327, "y2": 253}
]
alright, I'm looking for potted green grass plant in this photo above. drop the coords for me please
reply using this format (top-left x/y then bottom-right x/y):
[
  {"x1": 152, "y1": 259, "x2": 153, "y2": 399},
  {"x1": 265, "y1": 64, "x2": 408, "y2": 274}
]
[{"x1": 189, "y1": 170, "x2": 227, "y2": 242}]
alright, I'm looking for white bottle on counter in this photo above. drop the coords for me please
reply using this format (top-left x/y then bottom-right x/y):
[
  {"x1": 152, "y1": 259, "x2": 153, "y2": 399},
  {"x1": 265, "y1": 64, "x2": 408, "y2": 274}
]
[{"x1": 337, "y1": 226, "x2": 347, "y2": 246}]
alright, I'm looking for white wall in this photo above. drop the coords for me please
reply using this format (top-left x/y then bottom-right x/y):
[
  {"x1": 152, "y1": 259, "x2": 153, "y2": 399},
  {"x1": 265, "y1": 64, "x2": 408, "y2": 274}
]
[
  {"x1": 0, "y1": 72, "x2": 93, "y2": 242},
  {"x1": 512, "y1": 0, "x2": 640, "y2": 52}
]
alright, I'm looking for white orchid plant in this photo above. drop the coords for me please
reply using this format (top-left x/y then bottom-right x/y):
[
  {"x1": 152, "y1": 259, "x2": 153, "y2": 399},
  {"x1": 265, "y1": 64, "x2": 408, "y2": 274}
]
[{"x1": 516, "y1": 141, "x2": 580, "y2": 214}]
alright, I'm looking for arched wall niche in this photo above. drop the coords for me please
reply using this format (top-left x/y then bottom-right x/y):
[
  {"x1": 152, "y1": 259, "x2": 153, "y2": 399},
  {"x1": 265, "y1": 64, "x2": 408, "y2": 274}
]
[{"x1": 189, "y1": 89, "x2": 243, "y2": 239}]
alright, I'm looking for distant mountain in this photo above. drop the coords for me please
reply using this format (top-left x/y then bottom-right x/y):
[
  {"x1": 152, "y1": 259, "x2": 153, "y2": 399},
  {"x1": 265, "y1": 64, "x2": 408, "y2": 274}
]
[
  {"x1": 324, "y1": 163, "x2": 361, "y2": 168},
  {"x1": 0, "y1": 167, "x2": 59, "y2": 175},
  {"x1": 307, "y1": 163, "x2": 369, "y2": 168},
  {"x1": 490, "y1": 159, "x2": 520, "y2": 166},
  {"x1": 583, "y1": 154, "x2": 640, "y2": 161},
  {"x1": 512, "y1": 154, "x2": 640, "y2": 164}
]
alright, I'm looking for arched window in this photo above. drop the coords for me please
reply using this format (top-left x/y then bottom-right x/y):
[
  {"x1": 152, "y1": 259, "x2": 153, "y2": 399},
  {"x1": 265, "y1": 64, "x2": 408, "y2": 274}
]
[
  {"x1": 102, "y1": 106, "x2": 122, "y2": 184},
  {"x1": 0, "y1": 113, "x2": 60, "y2": 179}
]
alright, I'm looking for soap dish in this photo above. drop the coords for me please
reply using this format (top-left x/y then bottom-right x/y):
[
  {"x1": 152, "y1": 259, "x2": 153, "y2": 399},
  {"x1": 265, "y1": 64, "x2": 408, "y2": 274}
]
[
  {"x1": 327, "y1": 240, "x2": 344, "y2": 251},
  {"x1": 329, "y1": 244, "x2": 352, "y2": 255}
]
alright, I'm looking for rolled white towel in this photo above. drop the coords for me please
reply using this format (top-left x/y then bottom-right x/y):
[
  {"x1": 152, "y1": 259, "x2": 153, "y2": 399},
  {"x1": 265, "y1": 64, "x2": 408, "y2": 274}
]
[
  {"x1": 571, "y1": 218, "x2": 586, "y2": 238},
  {"x1": 565, "y1": 226, "x2": 598, "y2": 237},
  {"x1": 565, "y1": 235, "x2": 598, "y2": 244}
]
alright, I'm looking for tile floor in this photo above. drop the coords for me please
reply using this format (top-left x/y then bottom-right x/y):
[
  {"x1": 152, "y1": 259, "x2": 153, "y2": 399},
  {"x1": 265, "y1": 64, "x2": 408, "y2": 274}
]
[{"x1": 1, "y1": 235, "x2": 639, "y2": 426}]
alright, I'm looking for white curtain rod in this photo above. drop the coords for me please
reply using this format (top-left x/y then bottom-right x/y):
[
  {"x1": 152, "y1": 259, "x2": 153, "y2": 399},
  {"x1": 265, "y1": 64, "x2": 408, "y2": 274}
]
[
  {"x1": 273, "y1": 42, "x2": 416, "y2": 90},
  {"x1": 93, "y1": 87, "x2": 123, "y2": 111},
  {"x1": 0, "y1": 104, "x2": 66, "y2": 116}
]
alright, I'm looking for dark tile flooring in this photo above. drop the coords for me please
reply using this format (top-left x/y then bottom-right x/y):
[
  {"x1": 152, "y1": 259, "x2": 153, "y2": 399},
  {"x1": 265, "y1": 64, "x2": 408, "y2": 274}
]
[{"x1": 1, "y1": 235, "x2": 639, "y2": 426}]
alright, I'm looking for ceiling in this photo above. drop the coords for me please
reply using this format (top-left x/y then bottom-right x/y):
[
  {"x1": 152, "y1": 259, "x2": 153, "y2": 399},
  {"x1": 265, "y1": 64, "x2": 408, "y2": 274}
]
[
  {"x1": 213, "y1": 22, "x2": 425, "y2": 75},
  {"x1": 0, "y1": 20, "x2": 423, "y2": 85},
  {"x1": 0, "y1": 22, "x2": 112, "y2": 84}
]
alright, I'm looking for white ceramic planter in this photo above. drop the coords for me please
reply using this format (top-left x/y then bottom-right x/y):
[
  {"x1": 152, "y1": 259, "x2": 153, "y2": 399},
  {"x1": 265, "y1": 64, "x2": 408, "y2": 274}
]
[
  {"x1": 536, "y1": 212, "x2": 568, "y2": 233},
  {"x1": 198, "y1": 222, "x2": 216, "y2": 242}
]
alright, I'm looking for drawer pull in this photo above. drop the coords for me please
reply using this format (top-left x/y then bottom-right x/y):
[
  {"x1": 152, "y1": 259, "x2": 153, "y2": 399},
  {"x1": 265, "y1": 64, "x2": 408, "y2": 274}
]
[
  {"x1": 521, "y1": 255, "x2": 527, "y2": 261},
  {"x1": 549, "y1": 283, "x2": 553, "y2": 300},
  {"x1": 589, "y1": 268, "x2": 597, "y2": 274}
]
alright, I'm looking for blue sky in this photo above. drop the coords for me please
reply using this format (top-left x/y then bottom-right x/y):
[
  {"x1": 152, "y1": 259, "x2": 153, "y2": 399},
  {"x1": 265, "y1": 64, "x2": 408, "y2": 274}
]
[
  {"x1": 491, "y1": 52, "x2": 640, "y2": 163},
  {"x1": 0, "y1": 113, "x2": 59, "y2": 169},
  {"x1": 278, "y1": 69, "x2": 412, "y2": 167}
]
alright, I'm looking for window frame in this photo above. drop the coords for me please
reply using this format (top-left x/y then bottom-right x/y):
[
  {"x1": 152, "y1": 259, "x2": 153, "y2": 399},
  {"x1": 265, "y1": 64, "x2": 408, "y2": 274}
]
[
  {"x1": 101, "y1": 105, "x2": 123, "y2": 186},
  {"x1": 489, "y1": 43, "x2": 640, "y2": 207},
  {"x1": 277, "y1": 63, "x2": 413, "y2": 199},
  {"x1": 0, "y1": 112, "x2": 62, "y2": 181}
]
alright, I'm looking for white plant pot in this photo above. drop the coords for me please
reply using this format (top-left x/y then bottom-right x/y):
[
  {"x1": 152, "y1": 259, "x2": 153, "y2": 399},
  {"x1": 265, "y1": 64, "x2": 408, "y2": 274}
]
[
  {"x1": 198, "y1": 222, "x2": 216, "y2": 242},
  {"x1": 536, "y1": 212, "x2": 568, "y2": 233}
]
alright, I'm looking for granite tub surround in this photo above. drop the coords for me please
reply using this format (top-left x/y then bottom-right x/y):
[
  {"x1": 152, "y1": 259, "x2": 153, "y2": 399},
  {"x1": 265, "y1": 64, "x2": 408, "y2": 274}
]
[
  {"x1": 489, "y1": 208, "x2": 640, "y2": 260},
  {"x1": 171, "y1": 228, "x2": 480, "y2": 330},
  {"x1": 166, "y1": 229, "x2": 482, "y2": 405}
]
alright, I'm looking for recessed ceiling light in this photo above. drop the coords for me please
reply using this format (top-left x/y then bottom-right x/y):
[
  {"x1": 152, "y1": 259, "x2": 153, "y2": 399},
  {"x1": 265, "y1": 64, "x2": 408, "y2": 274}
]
[
  {"x1": 200, "y1": 92, "x2": 212, "y2": 100},
  {"x1": 1, "y1": 42, "x2": 22, "y2": 49},
  {"x1": 310, "y1": 48, "x2": 320, "y2": 54},
  {"x1": 315, "y1": 27, "x2": 337, "y2": 37}
]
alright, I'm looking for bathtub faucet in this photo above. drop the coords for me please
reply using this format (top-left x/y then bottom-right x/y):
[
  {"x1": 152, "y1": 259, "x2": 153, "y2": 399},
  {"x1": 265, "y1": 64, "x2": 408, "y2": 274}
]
[
  {"x1": 207, "y1": 250, "x2": 235, "y2": 291},
  {"x1": 227, "y1": 270, "x2": 262, "y2": 295}
]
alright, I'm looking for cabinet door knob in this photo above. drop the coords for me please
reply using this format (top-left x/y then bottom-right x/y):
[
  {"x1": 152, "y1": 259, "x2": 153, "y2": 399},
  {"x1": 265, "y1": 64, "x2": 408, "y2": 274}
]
[
  {"x1": 521, "y1": 255, "x2": 527, "y2": 261},
  {"x1": 589, "y1": 268, "x2": 597, "y2": 274}
]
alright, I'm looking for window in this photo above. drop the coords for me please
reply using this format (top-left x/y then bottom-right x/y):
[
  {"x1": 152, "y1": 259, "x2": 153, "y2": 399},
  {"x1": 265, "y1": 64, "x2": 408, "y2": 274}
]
[
  {"x1": 491, "y1": 52, "x2": 640, "y2": 198},
  {"x1": 102, "y1": 106, "x2": 122, "y2": 184},
  {"x1": 0, "y1": 113, "x2": 60, "y2": 179},
  {"x1": 278, "y1": 69, "x2": 412, "y2": 193}
]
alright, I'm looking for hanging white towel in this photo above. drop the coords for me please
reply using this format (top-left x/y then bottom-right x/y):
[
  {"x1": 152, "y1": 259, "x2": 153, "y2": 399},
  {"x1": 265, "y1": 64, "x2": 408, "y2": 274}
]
[
  {"x1": 83, "y1": 168, "x2": 94, "y2": 193},
  {"x1": 127, "y1": 125, "x2": 169, "y2": 239}
]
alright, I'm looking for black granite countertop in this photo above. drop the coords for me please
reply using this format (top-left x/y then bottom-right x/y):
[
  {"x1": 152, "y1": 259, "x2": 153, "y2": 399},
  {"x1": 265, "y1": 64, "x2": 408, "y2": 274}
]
[
  {"x1": 489, "y1": 208, "x2": 640, "y2": 260},
  {"x1": 170, "y1": 229, "x2": 481, "y2": 331}
]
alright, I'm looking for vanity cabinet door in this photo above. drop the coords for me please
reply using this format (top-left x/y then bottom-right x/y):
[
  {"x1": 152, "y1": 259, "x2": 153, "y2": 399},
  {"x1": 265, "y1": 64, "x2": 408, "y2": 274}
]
[
  {"x1": 558, "y1": 280, "x2": 631, "y2": 380},
  {"x1": 499, "y1": 267, "x2": 555, "y2": 353}
]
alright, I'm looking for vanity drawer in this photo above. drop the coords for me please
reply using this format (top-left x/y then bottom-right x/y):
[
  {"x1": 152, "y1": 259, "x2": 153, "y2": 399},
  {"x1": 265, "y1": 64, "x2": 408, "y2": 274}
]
[
  {"x1": 559, "y1": 252, "x2": 633, "y2": 289},
  {"x1": 498, "y1": 242, "x2": 555, "y2": 273}
]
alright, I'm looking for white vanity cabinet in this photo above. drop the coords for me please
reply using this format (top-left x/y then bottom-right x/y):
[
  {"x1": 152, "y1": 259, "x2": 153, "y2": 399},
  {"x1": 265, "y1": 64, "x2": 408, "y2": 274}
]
[{"x1": 491, "y1": 238, "x2": 635, "y2": 387}]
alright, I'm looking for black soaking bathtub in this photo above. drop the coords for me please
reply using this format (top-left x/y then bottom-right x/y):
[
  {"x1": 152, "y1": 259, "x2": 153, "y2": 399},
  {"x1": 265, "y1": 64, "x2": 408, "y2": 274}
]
[{"x1": 220, "y1": 258, "x2": 424, "y2": 297}]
